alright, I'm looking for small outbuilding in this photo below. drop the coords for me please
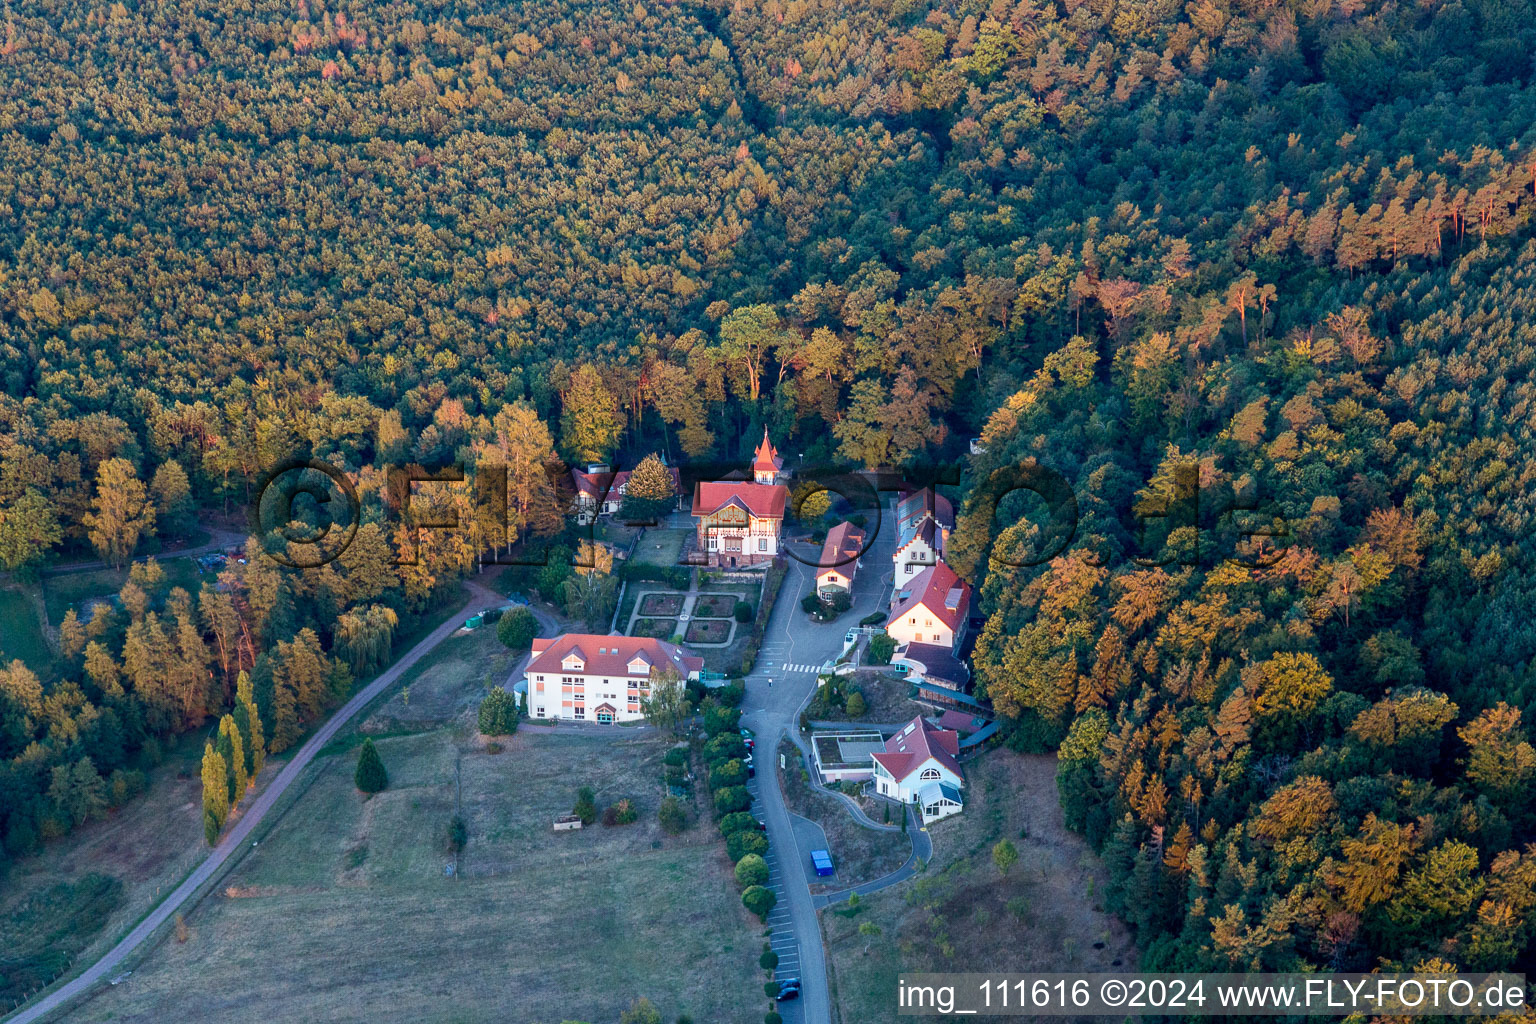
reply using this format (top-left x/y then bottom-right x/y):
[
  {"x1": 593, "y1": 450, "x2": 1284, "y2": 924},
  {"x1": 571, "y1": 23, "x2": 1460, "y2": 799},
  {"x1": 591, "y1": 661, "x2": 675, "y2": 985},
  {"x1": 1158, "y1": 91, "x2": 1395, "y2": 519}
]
[{"x1": 811, "y1": 849, "x2": 835, "y2": 877}]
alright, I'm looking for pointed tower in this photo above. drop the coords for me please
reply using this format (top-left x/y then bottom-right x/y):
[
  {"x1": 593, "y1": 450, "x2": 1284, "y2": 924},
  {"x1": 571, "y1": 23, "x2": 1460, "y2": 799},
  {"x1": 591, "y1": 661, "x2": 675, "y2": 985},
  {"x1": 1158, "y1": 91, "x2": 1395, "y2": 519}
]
[{"x1": 752, "y1": 427, "x2": 783, "y2": 484}]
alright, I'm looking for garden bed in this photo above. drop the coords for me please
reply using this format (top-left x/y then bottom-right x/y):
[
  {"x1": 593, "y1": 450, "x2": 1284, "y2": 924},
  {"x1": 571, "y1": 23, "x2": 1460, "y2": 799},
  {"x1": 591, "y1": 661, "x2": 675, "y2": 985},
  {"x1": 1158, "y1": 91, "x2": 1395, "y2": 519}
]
[
  {"x1": 638, "y1": 592, "x2": 685, "y2": 616},
  {"x1": 692, "y1": 593, "x2": 738, "y2": 618},
  {"x1": 630, "y1": 618, "x2": 678, "y2": 639},
  {"x1": 684, "y1": 619, "x2": 731, "y2": 644}
]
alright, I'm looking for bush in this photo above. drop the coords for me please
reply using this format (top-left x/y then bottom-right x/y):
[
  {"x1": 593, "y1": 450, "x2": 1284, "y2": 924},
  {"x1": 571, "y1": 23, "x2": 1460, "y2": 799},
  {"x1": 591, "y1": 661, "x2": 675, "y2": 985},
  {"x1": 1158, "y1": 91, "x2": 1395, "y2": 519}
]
[
  {"x1": 716, "y1": 682, "x2": 746, "y2": 708},
  {"x1": 354, "y1": 738, "x2": 388, "y2": 793},
  {"x1": 711, "y1": 759, "x2": 747, "y2": 790},
  {"x1": 663, "y1": 746, "x2": 689, "y2": 767},
  {"x1": 726, "y1": 828, "x2": 769, "y2": 862},
  {"x1": 845, "y1": 691, "x2": 867, "y2": 717},
  {"x1": 800, "y1": 593, "x2": 821, "y2": 614},
  {"x1": 718, "y1": 811, "x2": 758, "y2": 836},
  {"x1": 742, "y1": 885, "x2": 776, "y2": 920},
  {"x1": 705, "y1": 733, "x2": 748, "y2": 766},
  {"x1": 573, "y1": 785, "x2": 597, "y2": 825},
  {"x1": 496, "y1": 607, "x2": 538, "y2": 649},
  {"x1": 735, "y1": 852, "x2": 769, "y2": 888},
  {"x1": 477, "y1": 688, "x2": 519, "y2": 736},
  {"x1": 760, "y1": 949, "x2": 779, "y2": 970},
  {"x1": 734, "y1": 600, "x2": 754, "y2": 622},
  {"x1": 867, "y1": 633, "x2": 897, "y2": 665},
  {"x1": 664, "y1": 764, "x2": 688, "y2": 786},
  {"x1": 764, "y1": 981, "x2": 781, "y2": 999},
  {"x1": 703, "y1": 703, "x2": 742, "y2": 737},
  {"x1": 602, "y1": 804, "x2": 620, "y2": 826},
  {"x1": 658, "y1": 796, "x2": 688, "y2": 834},
  {"x1": 714, "y1": 786, "x2": 751, "y2": 816},
  {"x1": 447, "y1": 814, "x2": 467, "y2": 853},
  {"x1": 859, "y1": 611, "x2": 886, "y2": 627},
  {"x1": 766, "y1": 1013, "x2": 783, "y2": 1024}
]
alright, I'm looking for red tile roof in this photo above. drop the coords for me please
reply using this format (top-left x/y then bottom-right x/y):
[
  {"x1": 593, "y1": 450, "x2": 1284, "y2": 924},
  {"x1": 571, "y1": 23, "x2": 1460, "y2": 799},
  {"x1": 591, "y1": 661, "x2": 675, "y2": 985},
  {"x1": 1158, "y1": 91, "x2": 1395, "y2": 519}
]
[
  {"x1": 528, "y1": 634, "x2": 702, "y2": 679},
  {"x1": 571, "y1": 464, "x2": 680, "y2": 499},
  {"x1": 752, "y1": 428, "x2": 783, "y2": 473},
  {"x1": 937, "y1": 709, "x2": 981, "y2": 734},
  {"x1": 692, "y1": 481, "x2": 788, "y2": 519},
  {"x1": 817, "y1": 522, "x2": 866, "y2": 575},
  {"x1": 889, "y1": 561, "x2": 971, "y2": 631},
  {"x1": 872, "y1": 715, "x2": 962, "y2": 782}
]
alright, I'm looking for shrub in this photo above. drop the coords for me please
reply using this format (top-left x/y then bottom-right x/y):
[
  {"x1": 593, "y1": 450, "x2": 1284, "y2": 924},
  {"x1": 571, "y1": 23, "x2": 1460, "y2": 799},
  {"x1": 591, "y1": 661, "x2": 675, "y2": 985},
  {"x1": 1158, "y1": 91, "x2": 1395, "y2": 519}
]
[
  {"x1": 726, "y1": 828, "x2": 769, "y2": 862},
  {"x1": 714, "y1": 786, "x2": 751, "y2": 816},
  {"x1": 845, "y1": 691, "x2": 867, "y2": 717},
  {"x1": 859, "y1": 611, "x2": 886, "y2": 627},
  {"x1": 867, "y1": 633, "x2": 897, "y2": 665},
  {"x1": 573, "y1": 785, "x2": 597, "y2": 825},
  {"x1": 663, "y1": 746, "x2": 689, "y2": 767},
  {"x1": 743, "y1": 884, "x2": 776, "y2": 920},
  {"x1": 826, "y1": 589, "x2": 852, "y2": 614},
  {"x1": 447, "y1": 814, "x2": 467, "y2": 853},
  {"x1": 800, "y1": 593, "x2": 821, "y2": 614},
  {"x1": 477, "y1": 688, "x2": 519, "y2": 736},
  {"x1": 760, "y1": 949, "x2": 779, "y2": 970},
  {"x1": 711, "y1": 759, "x2": 747, "y2": 790},
  {"x1": 664, "y1": 764, "x2": 687, "y2": 786},
  {"x1": 615, "y1": 798, "x2": 639, "y2": 824},
  {"x1": 734, "y1": 600, "x2": 754, "y2": 622},
  {"x1": 764, "y1": 981, "x2": 781, "y2": 999},
  {"x1": 766, "y1": 1013, "x2": 783, "y2": 1024},
  {"x1": 735, "y1": 852, "x2": 769, "y2": 888},
  {"x1": 705, "y1": 733, "x2": 748, "y2": 766},
  {"x1": 354, "y1": 738, "x2": 388, "y2": 793},
  {"x1": 496, "y1": 607, "x2": 538, "y2": 649},
  {"x1": 719, "y1": 811, "x2": 757, "y2": 836},
  {"x1": 602, "y1": 804, "x2": 620, "y2": 826},
  {"x1": 703, "y1": 703, "x2": 742, "y2": 737},
  {"x1": 658, "y1": 796, "x2": 688, "y2": 833}
]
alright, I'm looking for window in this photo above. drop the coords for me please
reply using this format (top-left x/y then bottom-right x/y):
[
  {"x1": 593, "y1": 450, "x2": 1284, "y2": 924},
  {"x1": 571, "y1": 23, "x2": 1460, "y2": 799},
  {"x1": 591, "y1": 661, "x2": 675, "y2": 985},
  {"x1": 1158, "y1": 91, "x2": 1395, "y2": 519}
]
[
  {"x1": 758, "y1": 537, "x2": 767, "y2": 551},
  {"x1": 920, "y1": 768, "x2": 941, "y2": 780},
  {"x1": 925, "y1": 619, "x2": 932, "y2": 627},
  {"x1": 909, "y1": 617, "x2": 916, "y2": 624}
]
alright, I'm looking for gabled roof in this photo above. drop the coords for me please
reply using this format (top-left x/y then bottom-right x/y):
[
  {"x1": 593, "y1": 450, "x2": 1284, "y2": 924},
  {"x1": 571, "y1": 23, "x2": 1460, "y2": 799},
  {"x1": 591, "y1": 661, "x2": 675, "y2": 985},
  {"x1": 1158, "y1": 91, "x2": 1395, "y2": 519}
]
[
  {"x1": 872, "y1": 714, "x2": 962, "y2": 783},
  {"x1": 817, "y1": 522, "x2": 865, "y2": 577},
  {"x1": 889, "y1": 561, "x2": 971, "y2": 631},
  {"x1": 752, "y1": 428, "x2": 783, "y2": 473},
  {"x1": 529, "y1": 634, "x2": 703, "y2": 678},
  {"x1": 692, "y1": 481, "x2": 788, "y2": 520},
  {"x1": 570, "y1": 463, "x2": 680, "y2": 499},
  {"x1": 897, "y1": 516, "x2": 940, "y2": 552}
]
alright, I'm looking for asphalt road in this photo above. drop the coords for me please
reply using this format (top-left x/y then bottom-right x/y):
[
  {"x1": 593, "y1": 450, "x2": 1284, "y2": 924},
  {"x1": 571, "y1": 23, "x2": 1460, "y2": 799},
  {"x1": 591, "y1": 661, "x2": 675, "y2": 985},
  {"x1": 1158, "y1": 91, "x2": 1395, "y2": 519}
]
[
  {"x1": 740, "y1": 505, "x2": 898, "y2": 1024},
  {"x1": 5, "y1": 580, "x2": 505, "y2": 1024}
]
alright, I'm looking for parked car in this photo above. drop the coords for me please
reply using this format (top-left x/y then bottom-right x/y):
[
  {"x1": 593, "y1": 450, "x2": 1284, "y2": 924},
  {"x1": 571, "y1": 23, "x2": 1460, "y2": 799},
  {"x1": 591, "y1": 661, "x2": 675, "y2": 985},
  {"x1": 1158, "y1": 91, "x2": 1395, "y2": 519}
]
[{"x1": 776, "y1": 980, "x2": 801, "y2": 1001}]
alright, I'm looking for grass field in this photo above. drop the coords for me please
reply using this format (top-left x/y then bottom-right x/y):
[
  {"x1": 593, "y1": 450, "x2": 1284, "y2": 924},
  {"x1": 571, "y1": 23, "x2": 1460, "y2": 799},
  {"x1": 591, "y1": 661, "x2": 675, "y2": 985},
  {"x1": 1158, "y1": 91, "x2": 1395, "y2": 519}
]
[
  {"x1": 0, "y1": 585, "x2": 52, "y2": 670},
  {"x1": 70, "y1": 724, "x2": 764, "y2": 1024},
  {"x1": 821, "y1": 751, "x2": 1137, "y2": 1024},
  {"x1": 632, "y1": 527, "x2": 690, "y2": 566}
]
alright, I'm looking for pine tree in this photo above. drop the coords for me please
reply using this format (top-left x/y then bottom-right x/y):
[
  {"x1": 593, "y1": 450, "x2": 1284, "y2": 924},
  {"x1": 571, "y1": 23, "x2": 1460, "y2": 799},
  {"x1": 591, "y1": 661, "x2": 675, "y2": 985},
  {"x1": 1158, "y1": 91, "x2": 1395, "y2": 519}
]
[
  {"x1": 201, "y1": 741, "x2": 229, "y2": 845},
  {"x1": 355, "y1": 738, "x2": 388, "y2": 794}
]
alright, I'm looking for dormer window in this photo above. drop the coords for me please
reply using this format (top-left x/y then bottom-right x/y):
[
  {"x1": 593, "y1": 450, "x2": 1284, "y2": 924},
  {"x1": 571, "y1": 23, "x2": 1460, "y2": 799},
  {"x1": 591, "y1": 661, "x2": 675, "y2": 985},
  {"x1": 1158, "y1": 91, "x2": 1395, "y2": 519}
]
[{"x1": 920, "y1": 768, "x2": 941, "y2": 780}]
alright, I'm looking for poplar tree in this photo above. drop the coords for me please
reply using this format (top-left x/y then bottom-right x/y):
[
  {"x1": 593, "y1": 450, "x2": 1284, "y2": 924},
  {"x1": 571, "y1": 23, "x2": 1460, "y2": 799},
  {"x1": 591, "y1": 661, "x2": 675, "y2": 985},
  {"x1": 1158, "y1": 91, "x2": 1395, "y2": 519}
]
[{"x1": 201, "y1": 742, "x2": 229, "y2": 845}]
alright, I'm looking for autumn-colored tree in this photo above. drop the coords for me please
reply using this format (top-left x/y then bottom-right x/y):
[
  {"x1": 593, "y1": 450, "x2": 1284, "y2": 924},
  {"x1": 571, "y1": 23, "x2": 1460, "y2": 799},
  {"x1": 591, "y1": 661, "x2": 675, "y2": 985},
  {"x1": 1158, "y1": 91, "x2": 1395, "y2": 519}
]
[{"x1": 84, "y1": 458, "x2": 156, "y2": 568}]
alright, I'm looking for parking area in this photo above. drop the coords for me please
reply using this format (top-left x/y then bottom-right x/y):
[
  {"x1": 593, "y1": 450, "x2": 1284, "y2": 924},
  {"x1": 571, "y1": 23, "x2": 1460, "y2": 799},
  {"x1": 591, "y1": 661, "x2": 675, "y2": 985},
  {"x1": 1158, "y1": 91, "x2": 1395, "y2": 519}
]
[{"x1": 748, "y1": 772, "x2": 804, "y2": 1023}]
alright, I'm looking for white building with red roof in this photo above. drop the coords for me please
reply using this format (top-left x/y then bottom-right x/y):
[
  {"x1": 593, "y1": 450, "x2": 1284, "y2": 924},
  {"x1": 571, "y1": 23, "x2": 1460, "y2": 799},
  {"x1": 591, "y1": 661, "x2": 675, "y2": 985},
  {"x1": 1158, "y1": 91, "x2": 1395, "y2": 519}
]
[
  {"x1": 892, "y1": 487, "x2": 954, "y2": 579},
  {"x1": 524, "y1": 634, "x2": 702, "y2": 724},
  {"x1": 886, "y1": 561, "x2": 971, "y2": 652},
  {"x1": 691, "y1": 431, "x2": 789, "y2": 567},
  {"x1": 871, "y1": 715, "x2": 965, "y2": 822},
  {"x1": 815, "y1": 521, "x2": 866, "y2": 595}
]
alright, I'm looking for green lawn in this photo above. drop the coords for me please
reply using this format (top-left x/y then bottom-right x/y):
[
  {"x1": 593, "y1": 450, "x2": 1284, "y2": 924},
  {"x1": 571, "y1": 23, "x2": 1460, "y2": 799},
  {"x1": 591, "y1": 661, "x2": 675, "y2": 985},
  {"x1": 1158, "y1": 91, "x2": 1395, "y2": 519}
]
[
  {"x1": 72, "y1": 730, "x2": 764, "y2": 1024},
  {"x1": 632, "y1": 527, "x2": 689, "y2": 566},
  {"x1": 0, "y1": 586, "x2": 52, "y2": 670}
]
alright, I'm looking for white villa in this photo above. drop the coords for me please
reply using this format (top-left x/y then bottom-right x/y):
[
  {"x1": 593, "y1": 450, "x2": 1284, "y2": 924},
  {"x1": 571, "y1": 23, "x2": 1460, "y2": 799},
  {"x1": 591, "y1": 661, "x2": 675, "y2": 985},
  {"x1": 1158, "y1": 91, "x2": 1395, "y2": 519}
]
[
  {"x1": 886, "y1": 561, "x2": 971, "y2": 651},
  {"x1": 525, "y1": 634, "x2": 702, "y2": 723},
  {"x1": 691, "y1": 430, "x2": 789, "y2": 567},
  {"x1": 872, "y1": 715, "x2": 965, "y2": 822}
]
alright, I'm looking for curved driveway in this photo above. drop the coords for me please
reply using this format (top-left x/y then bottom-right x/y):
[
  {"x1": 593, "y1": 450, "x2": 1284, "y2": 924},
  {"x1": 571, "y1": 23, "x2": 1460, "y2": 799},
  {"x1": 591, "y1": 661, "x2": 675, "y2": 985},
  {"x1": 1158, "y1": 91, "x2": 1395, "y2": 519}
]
[{"x1": 6, "y1": 580, "x2": 504, "y2": 1024}]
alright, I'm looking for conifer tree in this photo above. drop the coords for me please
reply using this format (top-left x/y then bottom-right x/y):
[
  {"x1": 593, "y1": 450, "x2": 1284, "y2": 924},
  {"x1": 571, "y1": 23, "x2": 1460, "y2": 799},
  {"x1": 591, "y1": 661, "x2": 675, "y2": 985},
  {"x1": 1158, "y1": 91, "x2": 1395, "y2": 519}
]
[
  {"x1": 237, "y1": 670, "x2": 266, "y2": 778},
  {"x1": 220, "y1": 714, "x2": 248, "y2": 799},
  {"x1": 355, "y1": 738, "x2": 388, "y2": 794}
]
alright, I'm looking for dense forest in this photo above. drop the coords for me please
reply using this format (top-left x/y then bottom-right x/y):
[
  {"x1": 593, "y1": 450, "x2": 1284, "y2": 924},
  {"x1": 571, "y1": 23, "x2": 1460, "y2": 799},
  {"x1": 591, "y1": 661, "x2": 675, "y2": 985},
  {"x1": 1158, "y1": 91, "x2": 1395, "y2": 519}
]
[{"x1": 4, "y1": 0, "x2": 1536, "y2": 981}]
